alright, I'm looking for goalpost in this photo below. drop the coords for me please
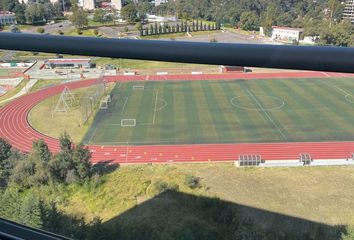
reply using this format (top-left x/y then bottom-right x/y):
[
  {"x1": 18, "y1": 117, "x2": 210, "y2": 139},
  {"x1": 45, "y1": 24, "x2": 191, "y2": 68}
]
[
  {"x1": 121, "y1": 119, "x2": 136, "y2": 127},
  {"x1": 99, "y1": 94, "x2": 112, "y2": 109}
]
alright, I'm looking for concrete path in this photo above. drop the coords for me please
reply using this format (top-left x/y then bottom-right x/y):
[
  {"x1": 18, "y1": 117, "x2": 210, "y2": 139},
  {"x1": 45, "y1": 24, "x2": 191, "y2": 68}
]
[{"x1": 0, "y1": 79, "x2": 38, "y2": 105}]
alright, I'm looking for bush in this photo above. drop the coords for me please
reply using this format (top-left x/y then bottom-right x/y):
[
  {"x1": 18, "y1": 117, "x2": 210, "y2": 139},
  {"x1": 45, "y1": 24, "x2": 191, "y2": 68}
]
[
  {"x1": 93, "y1": 29, "x2": 99, "y2": 36},
  {"x1": 37, "y1": 27, "x2": 45, "y2": 34},
  {"x1": 184, "y1": 174, "x2": 200, "y2": 189},
  {"x1": 76, "y1": 29, "x2": 83, "y2": 35},
  {"x1": 153, "y1": 180, "x2": 169, "y2": 194},
  {"x1": 57, "y1": 30, "x2": 64, "y2": 35},
  {"x1": 209, "y1": 37, "x2": 218, "y2": 43}
]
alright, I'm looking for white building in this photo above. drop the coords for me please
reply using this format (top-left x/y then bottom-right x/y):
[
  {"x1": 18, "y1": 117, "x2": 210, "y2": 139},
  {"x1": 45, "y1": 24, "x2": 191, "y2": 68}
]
[
  {"x1": 154, "y1": 0, "x2": 169, "y2": 6},
  {"x1": 78, "y1": 0, "x2": 95, "y2": 10},
  {"x1": 111, "y1": 0, "x2": 122, "y2": 10},
  {"x1": 0, "y1": 12, "x2": 17, "y2": 25},
  {"x1": 21, "y1": 0, "x2": 60, "y2": 3},
  {"x1": 271, "y1": 26, "x2": 303, "y2": 42},
  {"x1": 343, "y1": 0, "x2": 354, "y2": 23}
]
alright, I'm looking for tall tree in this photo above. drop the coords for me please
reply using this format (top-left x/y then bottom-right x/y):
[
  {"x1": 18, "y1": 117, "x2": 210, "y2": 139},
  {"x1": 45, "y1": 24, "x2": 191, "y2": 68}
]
[
  {"x1": 121, "y1": 3, "x2": 138, "y2": 23},
  {"x1": 69, "y1": 8, "x2": 88, "y2": 29},
  {"x1": 239, "y1": 11, "x2": 259, "y2": 31}
]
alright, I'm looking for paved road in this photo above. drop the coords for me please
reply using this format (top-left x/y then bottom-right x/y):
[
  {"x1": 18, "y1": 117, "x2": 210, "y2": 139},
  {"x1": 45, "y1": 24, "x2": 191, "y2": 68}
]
[{"x1": 0, "y1": 78, "x2": 38, "y2": 105}]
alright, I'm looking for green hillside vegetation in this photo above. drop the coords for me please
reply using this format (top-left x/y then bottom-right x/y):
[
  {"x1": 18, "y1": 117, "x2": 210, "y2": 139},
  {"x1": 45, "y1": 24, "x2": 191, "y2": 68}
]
[{"x1": 1, "y1": 135, "x2": 354, "y2": 239}]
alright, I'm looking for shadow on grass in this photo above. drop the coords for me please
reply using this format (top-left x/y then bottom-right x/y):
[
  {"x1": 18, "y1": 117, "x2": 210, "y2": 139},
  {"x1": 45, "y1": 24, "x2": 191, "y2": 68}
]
[
  {"x1": 92, "y1": 161, "x2": 120, "y2": 176},
  {"x1": 47, "y1": 190, "x2": 348, "y2": 240}
]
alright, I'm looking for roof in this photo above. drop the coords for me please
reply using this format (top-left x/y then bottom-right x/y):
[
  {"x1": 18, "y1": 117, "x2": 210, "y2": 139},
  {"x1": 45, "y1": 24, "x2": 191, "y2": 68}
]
[
  {"x1": 47, "y1": 58, "x2": 91, "y2": 63},
  {"x1": 272, "y1": 26, "x2": 304, "y2": 32},
  {"x1": 0, "y1": 11, "x2": 15, "y2": 16}
]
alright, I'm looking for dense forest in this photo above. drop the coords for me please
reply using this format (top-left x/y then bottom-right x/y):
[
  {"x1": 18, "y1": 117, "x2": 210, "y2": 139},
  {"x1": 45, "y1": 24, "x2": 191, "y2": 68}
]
[
  {"x1": 0, "y1": 0, "x2": 353, "y2": 46},
  {"x1": 153, "y1": 0, "x2": 354, "y2": 46}
]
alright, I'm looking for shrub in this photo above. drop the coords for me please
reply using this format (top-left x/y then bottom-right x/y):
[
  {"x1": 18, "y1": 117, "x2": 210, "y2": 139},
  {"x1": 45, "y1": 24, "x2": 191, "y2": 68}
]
[
  {"x1": 209, "y1": 37, "x2": 218, "y2": 43},
  {"x1": 57, "y1": 30, "x2": 64, "y2": 35},
  {"x1": 93, "y1": 29, "x2": 99, "y2": 36},
  {"x1": 37, "y1": 27, "x2": 45, "y2": 34},
  {"x1": 184, "y1": 174, "x2": 200, "y2": 189},
  {"x1": 76, "y1": 29, "x2": 83, "y2": 35},
  {"x1": 153, "y1": 180, "x2": 169, "y2": 194}
]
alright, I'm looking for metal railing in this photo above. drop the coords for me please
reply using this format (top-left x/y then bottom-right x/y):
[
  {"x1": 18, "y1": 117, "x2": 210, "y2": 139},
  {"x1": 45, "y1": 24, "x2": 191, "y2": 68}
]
[{"x1": 0, "y1": 33, "x2": 354, "y2": 73}]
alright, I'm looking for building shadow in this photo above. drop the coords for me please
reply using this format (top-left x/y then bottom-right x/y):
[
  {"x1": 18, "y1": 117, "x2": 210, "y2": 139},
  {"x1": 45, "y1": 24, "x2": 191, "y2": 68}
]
[{"x1": 75, "y1": 190, "x2": 347, "y2": 240}]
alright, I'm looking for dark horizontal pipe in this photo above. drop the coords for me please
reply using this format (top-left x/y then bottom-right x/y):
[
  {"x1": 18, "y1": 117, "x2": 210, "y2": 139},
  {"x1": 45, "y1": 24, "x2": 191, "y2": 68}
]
[{"x1": 1, "y1": 32, "x2": 354, "y2": 73}]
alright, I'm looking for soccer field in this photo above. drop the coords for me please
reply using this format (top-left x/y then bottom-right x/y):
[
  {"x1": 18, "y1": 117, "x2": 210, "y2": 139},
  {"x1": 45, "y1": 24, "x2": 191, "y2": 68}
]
[{"x1": 82, "y1": 78, "x2": 354, "y2": 145}]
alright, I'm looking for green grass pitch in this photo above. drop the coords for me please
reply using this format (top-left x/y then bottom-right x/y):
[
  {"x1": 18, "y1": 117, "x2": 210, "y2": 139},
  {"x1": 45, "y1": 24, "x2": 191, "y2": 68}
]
[{"x1": 82, "y1": 78, "x2": 354, "y2": 145}]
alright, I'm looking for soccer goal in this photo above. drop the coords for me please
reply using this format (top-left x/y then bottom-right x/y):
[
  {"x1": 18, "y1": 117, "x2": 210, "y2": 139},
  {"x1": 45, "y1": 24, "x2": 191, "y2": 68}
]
[
  {"x1": 121, "y1": 119, "x2": 136, "y2": 127},
  {"x1": 99, "y1": 95, "x2": 112, "y2": 109},
  {"x1": 133, "y1": 85, "x2": 145, "y2": 90}
]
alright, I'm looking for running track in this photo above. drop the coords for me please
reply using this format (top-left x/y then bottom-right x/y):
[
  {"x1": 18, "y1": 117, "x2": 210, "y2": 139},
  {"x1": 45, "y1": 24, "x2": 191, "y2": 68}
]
[{"x1": 1, "y1": 71, "x2": 354, "y2": 164}]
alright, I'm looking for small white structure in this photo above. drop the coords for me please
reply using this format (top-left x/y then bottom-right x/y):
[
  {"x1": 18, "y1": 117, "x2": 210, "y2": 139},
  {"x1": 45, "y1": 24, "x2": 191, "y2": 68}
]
[
  {"x1": 154, "y1": 0, "x2": 169, "y2": 6},
  {"x1": 78, "y1": 0, "x2": 95, "y2": 10},
  {"x1": 259, "y1": 27, "x2": 265, "y2": 37},
  {"x1": 271, "y1": 26, "x2": 303, "y2": 42},
  {"x1": 146, "y1": 14, "x2": 177, "y2": 23},
  {"x1": 111, "y1": 0, "x2": 122, "y2": 10},
  {"x1": 300, "y1": 36, "x2": 318, "y2": 45},
  {"x1": 0, "y1": 12, "x2": 16, "y2": 25},
  {"x1": 44, "y1": 59, "x2": 92, "y2": 69}
]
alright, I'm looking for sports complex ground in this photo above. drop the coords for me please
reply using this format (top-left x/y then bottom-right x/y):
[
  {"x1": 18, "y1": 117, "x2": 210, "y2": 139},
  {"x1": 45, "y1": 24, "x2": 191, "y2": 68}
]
[
  {"x1": 83, "y1": 77, "x2": 354, "y2": 145},
  {"x1": 0, "y1": 71, "x2": 354, "y2": 164}
]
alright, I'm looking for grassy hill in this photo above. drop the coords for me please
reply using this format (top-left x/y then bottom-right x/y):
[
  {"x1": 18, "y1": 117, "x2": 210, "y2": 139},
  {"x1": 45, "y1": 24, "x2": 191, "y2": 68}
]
[{"x1": 43, "y1": 163, "x2": 354, "y2": 239}]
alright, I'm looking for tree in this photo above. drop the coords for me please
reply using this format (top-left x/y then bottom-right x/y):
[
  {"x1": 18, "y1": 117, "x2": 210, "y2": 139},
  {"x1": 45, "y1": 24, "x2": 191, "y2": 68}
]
[
  {"x1": 93, "y1": 9, "x2": 105, "y2": 23},
  {"x1": 239, "y1": 11, "x2": 259, "y2": 31},
  {"x1": 11, "y1": 159, "x2": 36, "y2": 188},
  {"x1": 0, "y1": 138, "x2": 11, "y2": 162},
  {"x1": 13, "y1": 2, "x2": 26, "y2": 24},
  {"x1": 135, "y1": 22, "x2": 142, "y2": 31},
  {"x1": 37, "y1": 27, "x2": 45, "y2": 34},
  {"x1": 69, "y1": 8, "x2": 88, "y2": 29},
  {"x1": 121, "y1": 3, "x2": 138, "y2": 23},
  {"x1": 20, "y1": 194, "x2": 43, "y2": 228},
  {"x1": 59, "y1": 132, "x2": 72, "y2": 153},
  {"x1": 0, "y1": 186, "x2": 22, "y2": 222},
  {"x1": 25, "y1": 3, "x2": 49, "y2": 24},
  {"x1": 72, "y1": 144, "x2": 92, "y2": 181}
]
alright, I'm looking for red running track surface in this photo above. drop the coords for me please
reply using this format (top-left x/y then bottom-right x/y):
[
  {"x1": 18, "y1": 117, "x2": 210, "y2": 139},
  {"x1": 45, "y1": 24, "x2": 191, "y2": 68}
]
[{"x1": 0, "y1": 71, "x2": 354, "y2": 164}]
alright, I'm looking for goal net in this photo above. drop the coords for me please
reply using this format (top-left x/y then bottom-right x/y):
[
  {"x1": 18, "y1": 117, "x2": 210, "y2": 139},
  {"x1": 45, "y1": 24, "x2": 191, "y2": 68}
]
[
  {"x1": 99, "y1": 94, "x2": 111, "y2": 109},
  {"x1": 121, "y1": 119, "x2": 136, "y2": 127}
]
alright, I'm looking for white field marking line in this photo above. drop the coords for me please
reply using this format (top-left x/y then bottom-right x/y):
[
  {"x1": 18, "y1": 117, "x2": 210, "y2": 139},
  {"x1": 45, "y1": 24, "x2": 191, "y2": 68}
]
[
  {"x1": 245, "y1": 89, "x2": 287, "y2": 140},
  {"x1": 156, "y1": 98, "x2": 167, "y2": 112},
  {"x1": 88, "y1": 127, "x2": 98, "y2": 144},
  {"x1": 95, "y1": 137, "x2": 268, "y2": 145},
  {"x1": 333, "y1": 85, "x2": 354, "y2": 103},
  {"x1": 334, "y1": 85, "x2": 351, "y2": 96},
  {"x1": 322, "y1": 72, "x2": 331, "y2": 77},
  {"x1": 115, "y1": 82, "x2": 121, "y2": 89},
  {"x1": 152, "y1": 90, "x2": 159, "y2": 125},
  {"x1": 121, "y1": 97, "x2": 129, "y2": 114},
  {"x1": 230, "y1": 96, "x2": 285, "y2": 111}
]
